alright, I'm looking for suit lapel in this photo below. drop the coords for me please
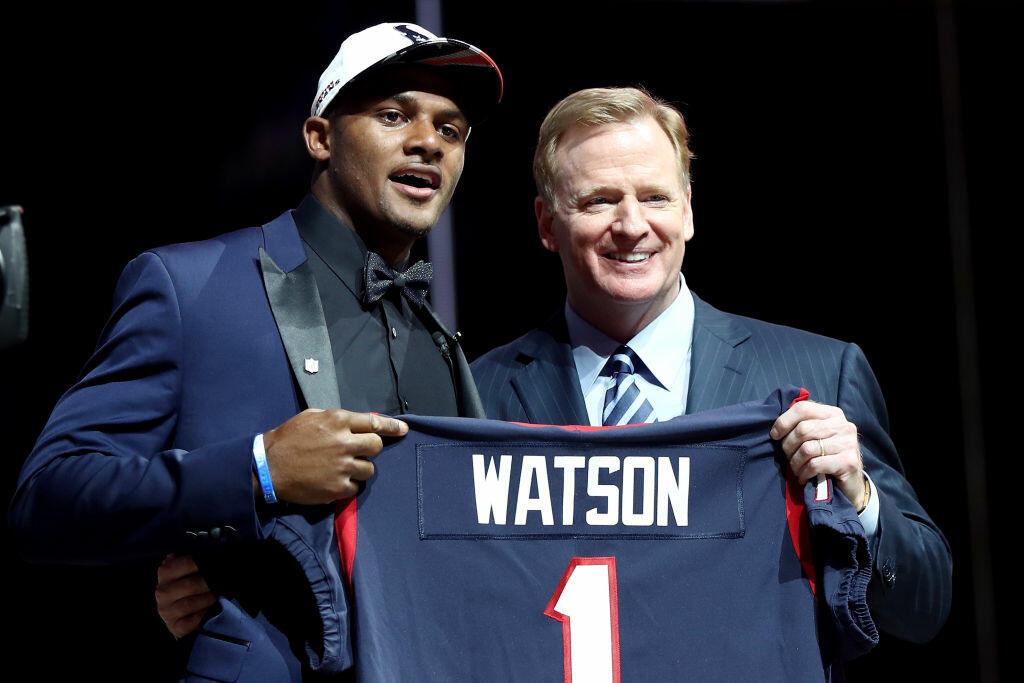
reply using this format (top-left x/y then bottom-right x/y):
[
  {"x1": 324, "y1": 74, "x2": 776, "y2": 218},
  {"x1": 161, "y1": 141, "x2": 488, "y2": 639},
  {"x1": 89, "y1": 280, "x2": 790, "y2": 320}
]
[
  {"x1": 510, "y1": 314, "x2": 590, "y2": 425},
  {"x1": 686, "y1": 293, "x2": 755, "y2": 414},
  {"x1": 259, "y1": 212, "x2": 341, "y2": 411}
]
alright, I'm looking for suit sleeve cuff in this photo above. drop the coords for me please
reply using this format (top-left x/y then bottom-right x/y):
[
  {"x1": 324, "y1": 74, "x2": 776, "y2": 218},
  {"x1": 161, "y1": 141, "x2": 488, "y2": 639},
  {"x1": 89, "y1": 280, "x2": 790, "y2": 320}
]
[{"x1": 176, "y1": 433, "x2": 265, "y2": 545}]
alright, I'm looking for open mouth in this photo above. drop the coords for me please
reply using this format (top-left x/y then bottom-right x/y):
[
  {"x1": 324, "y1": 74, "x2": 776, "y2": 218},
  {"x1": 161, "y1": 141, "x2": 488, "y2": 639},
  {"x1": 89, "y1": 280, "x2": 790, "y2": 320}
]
[
  {"x1": 390, "y1": 174, "x2": 439, "y2": 189},
  {"x1": 389, "y1": 165, "x2": 441, "y2": 193},
  {"x1": 605, "y1": 252, "x2": 652, "y2": 263}
]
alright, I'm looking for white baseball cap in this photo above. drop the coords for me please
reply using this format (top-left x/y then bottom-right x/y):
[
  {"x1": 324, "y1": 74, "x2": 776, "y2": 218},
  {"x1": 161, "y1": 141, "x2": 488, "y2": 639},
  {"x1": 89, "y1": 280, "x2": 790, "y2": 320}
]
[{"x1": 312, "y1": 22, "x2": 503, "y2": 121}]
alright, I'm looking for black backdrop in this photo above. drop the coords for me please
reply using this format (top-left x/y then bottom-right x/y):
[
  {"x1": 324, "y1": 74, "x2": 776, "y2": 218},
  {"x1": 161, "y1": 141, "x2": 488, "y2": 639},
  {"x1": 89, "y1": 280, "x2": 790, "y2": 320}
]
[{"x1": 1, "y1": 1, "x2": 1016, "y2": 679}]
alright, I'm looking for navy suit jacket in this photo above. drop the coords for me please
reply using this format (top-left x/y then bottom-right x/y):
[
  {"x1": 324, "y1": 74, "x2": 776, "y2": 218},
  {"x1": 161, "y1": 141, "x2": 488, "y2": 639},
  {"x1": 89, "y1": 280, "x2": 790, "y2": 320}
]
[
  {"x1": 470, "y1": 292, "x2": 953, "y2": 645},
  {"x1": 10, "y1": 209, "x2": 483, "y2": 680}
]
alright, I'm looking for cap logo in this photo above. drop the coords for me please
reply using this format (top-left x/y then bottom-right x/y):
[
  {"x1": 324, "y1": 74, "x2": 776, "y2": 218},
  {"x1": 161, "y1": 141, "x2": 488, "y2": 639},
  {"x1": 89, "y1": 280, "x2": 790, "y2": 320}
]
[
  {"x1": 315, "y1": 78, "x2": 342, "y2": 115},
  {"x1": 394, "y1": 24, "x2": 430, "y2": 44}
]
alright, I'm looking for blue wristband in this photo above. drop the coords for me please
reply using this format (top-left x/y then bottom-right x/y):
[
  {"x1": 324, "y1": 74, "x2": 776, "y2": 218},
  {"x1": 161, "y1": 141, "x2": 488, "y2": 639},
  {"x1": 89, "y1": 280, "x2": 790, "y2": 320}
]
[{"x1": 252, "y1": 433, "x2": 277, "y2": 504}]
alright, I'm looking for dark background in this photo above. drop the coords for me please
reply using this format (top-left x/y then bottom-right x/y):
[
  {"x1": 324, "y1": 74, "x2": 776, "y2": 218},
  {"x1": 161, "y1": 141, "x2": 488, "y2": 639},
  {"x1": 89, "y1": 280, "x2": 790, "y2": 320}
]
[{"x1": 1, "y1": 0, "x2": 1016, "y2": 679}]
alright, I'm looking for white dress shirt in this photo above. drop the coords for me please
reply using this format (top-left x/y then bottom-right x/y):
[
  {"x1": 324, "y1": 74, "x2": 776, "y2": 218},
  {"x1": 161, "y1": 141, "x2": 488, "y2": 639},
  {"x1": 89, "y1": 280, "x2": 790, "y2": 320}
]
[{"x1": 566, "y1": 274, "x2": 695, "y2": 425}]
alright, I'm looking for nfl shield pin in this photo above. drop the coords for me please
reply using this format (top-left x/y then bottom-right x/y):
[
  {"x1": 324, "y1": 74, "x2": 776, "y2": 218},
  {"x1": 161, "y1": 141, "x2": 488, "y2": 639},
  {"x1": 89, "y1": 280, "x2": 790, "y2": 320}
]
[{"x1": 304, "y1": 358, "x2": 319, "y2": 374}]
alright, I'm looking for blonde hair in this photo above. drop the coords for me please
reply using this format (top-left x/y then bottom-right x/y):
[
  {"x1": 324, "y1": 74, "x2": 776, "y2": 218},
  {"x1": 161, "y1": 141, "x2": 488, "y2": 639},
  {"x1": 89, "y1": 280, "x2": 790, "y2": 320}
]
[{"x1": 533, "y1": 87, "x2": 693, "y2": 205}]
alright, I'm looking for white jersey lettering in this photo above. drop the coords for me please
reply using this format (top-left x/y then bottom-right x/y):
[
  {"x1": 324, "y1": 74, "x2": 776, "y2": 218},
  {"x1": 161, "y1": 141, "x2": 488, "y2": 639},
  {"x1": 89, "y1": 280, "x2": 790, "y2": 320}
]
[{"x1": 473, "y1": 453, "x2": 512, "y2": 524}]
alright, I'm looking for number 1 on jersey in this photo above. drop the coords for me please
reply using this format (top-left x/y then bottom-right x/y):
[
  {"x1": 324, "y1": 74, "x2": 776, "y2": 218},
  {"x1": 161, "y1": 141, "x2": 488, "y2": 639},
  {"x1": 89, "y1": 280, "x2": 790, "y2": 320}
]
[{"x1": 544, "y1": 557, "x2": 622, "y2": 683}]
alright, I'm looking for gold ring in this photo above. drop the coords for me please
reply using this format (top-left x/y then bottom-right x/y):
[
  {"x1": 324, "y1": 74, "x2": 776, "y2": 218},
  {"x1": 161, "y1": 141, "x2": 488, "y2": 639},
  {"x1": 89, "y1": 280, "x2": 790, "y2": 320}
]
[{"x1": 817, "y1": 438, "x2": 826, "y2": 457}]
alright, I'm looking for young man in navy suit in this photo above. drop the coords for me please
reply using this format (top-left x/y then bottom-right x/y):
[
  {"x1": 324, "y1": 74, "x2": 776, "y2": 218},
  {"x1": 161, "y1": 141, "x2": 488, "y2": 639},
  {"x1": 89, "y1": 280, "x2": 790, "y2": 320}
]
[
  {"x1": 470, "y1": 86, "x2": 951, "y2": 645},
  {"x1": 11, "y1": 22, "x2": 501, "y2": 680}
]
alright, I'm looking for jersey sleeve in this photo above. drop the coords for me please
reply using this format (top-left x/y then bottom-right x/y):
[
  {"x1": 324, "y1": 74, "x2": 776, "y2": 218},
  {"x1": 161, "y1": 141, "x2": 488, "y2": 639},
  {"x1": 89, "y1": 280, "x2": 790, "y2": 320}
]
[{"x1": 804, "y1": 477, "x2": 879, "y2": 661}]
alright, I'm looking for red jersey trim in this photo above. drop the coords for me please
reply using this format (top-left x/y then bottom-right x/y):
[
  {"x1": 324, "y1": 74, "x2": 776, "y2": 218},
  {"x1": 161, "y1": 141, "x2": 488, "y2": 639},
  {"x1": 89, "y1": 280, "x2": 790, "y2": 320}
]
[
  {"x1": 784, "y1": 388, "x2": 818, "y2": 598},
  {"x1": 336, "y1": 497, "x2": 358, "y2": 586}
]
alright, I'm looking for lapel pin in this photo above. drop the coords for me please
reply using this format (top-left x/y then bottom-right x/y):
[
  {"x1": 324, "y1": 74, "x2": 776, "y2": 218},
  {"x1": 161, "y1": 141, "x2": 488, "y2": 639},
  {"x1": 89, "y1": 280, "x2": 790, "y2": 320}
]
[{"x1": 304, "y1": 358, "x2": 319, "y2": 374}]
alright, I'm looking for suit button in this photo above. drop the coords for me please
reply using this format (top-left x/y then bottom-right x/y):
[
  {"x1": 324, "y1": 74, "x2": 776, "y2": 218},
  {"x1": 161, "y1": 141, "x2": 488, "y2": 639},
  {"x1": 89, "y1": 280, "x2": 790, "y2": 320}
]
[{"x1": 210, "y1": 527, "x2": 221, "y2": 541}]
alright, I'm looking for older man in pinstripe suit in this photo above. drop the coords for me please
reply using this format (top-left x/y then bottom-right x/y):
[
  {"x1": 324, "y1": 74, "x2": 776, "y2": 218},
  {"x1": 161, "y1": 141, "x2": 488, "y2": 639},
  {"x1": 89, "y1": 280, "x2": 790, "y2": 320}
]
[{"x1": 470, "y1": 86, "x2": 952, "y2": 645}]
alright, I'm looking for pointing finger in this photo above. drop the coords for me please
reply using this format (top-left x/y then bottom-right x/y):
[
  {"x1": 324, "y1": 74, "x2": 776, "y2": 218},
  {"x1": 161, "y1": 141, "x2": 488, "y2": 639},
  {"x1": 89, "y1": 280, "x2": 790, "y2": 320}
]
[{"x1": 347, "y1": 412, "x2": 408, "y2": 437}]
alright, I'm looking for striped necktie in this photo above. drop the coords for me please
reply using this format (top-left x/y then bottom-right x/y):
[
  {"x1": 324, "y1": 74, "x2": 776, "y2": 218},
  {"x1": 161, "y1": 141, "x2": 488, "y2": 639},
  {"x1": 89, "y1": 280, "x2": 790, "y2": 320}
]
[{"x1": 602, "y1": 345, "x2": 657, "y2": 426}]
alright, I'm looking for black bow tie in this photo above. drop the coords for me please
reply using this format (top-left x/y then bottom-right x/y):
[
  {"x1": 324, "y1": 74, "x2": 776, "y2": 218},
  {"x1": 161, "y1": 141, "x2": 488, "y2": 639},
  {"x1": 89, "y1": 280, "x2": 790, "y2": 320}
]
[{"x1": 361, "y1": 251, "x2": 433, "y2": 309}]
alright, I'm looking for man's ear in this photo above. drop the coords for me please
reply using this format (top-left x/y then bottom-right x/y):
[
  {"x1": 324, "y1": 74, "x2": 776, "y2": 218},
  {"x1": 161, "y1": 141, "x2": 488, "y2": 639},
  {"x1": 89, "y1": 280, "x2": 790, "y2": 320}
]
[
  {"x1": 303, "y1": 117, "x2": 332, "y2": 162},
  {"x1": 536, "y1": 196, "x2": 559, "y2": 253}
]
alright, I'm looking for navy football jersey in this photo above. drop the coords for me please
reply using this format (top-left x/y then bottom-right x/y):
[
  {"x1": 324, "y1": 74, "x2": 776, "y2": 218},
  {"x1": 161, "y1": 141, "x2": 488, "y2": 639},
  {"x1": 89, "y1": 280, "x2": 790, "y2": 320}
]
[{"x1": 336, "y1": 386, "x2": 876, "y2": 681}]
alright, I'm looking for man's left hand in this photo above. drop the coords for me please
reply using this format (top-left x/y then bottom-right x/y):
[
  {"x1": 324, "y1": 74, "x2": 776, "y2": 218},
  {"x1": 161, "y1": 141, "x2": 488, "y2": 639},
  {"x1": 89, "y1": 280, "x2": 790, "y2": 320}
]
[{"x1": 770, "y1": 400, "x2": 867, "y2": 511}]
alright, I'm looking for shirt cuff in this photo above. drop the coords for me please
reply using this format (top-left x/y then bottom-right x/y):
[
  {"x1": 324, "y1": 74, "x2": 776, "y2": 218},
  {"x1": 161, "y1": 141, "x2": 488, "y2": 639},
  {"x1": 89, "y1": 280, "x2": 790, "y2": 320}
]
[{"x1": 858, "y1": 471, "x2": 880, "y2": 538}]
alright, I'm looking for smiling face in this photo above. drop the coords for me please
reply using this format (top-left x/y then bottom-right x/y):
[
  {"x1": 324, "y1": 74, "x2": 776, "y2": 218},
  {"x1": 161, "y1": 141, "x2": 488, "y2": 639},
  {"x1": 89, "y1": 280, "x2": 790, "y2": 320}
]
[
  {"x1": 537, "y1": 116, "x2": 694, "y2": 340},
  {"x1": 306, "y1": 68, "x2": 468, "y2": 262}
]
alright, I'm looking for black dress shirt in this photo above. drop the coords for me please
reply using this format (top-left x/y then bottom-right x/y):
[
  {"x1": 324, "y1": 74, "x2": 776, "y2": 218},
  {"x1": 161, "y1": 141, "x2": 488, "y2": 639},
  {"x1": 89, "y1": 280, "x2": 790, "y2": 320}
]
[{"x1": 293, "y1": 195, "x2": 459, "y2": 417}]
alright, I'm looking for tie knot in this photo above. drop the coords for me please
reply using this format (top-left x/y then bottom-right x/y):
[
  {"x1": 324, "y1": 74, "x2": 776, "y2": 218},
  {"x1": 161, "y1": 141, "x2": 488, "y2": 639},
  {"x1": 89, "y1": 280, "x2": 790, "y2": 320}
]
[
  {"x1": 601, "y1": 344, "x2": 656, "y2": 426},
  {"x1": 603, "y1": 345, "x2": 639, "y2": 377}
]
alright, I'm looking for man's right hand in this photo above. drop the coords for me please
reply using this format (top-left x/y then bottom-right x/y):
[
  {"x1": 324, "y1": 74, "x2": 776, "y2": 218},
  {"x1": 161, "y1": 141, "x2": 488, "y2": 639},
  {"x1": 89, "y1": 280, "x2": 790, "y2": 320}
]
[
  {"x1": 258, "y1": 409, "x2": 408, "y2": 504},
  {"x1": 156, "y1": 554, "x2": 215, "y2": 639}
]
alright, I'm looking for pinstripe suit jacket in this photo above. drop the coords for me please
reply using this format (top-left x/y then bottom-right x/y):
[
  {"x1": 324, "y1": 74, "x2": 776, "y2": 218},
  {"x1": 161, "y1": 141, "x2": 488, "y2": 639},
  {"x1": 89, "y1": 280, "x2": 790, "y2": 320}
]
[{"x1": 470, "y1": 291, "x2": 952, "y2": 645}]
